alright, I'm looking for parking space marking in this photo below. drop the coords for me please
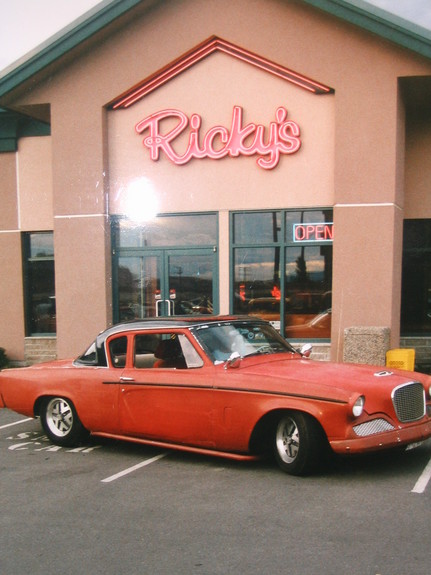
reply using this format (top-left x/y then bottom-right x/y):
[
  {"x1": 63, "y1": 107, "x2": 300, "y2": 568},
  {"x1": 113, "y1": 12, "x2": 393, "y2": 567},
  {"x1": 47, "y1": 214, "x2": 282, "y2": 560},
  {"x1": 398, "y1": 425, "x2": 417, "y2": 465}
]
[
  {"x1": 411, "y1": 456, "x2": 431, "y2": 494},
  {"x1": 101, "y1": 452, "x2": 169, "y2": 483},
  {"x1": 0, "y1": 417, "x2": 33, "y2": 430}
]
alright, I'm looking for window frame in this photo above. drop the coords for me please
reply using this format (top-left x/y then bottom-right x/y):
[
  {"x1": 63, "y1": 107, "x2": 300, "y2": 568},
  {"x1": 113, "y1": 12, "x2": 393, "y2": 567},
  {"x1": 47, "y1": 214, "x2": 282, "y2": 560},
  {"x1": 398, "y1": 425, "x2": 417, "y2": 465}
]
[
  {"x1": 22, "y1": 231, "x2": 56, "y2": 337},
  {"x1": 401, "y1": 218, "x2": 431, "y2": 336}
]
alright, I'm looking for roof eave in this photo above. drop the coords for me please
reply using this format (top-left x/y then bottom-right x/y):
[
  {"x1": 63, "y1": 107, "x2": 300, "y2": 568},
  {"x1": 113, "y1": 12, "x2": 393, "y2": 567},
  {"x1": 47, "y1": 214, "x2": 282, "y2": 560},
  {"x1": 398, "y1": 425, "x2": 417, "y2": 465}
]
[
  {"x1": 0, "y1": 0, "x2": 144, "y2": 99},
  {"x1": 1, "y1": 0, "x2": 431, "y2": 101},
  {"x1": 302, "y1": 0, "x2": 431, "y2": 60}
]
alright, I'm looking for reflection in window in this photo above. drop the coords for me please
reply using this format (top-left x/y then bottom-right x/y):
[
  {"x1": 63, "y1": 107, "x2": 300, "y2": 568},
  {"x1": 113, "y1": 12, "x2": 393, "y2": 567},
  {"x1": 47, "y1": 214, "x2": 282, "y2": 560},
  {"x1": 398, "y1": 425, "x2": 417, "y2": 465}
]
[
  {"x1": 118, "y1": 256, "x2": 160, "y2": 321},
  {"x1": 115, "y1": 214, "x2": 217, "y2": 248},
  {"x1": 233, "y1": 212, "x2": 281, "y2": 244},
  {"x1": 401, "y1": 219, "x2": 431, "y2": 335},
  {"x1": 232, "y1": 209, "x2": 333, "y2": 339},
  {"x1": 284, "y1": 245, "x2": 332, "y2": 337},
  {"x1": 23, "y1": 232, "x2": 56, "y2": 335}
]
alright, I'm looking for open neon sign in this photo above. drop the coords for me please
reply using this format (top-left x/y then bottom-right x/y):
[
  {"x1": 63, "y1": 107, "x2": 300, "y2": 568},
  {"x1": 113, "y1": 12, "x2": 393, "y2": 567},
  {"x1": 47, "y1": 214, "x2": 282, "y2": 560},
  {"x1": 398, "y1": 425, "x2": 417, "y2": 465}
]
[
  {"x1": 135, "y1": 106, "x2": 301, "y2": 170},
  {"x1": 293, "y1": 223, "x2": 334, "y2": 243}
]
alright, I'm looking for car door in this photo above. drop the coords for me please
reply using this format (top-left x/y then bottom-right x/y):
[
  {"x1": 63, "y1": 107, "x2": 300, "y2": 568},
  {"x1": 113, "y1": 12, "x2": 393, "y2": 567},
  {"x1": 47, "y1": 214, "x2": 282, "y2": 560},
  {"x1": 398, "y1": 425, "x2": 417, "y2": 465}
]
[
  {"x1": 72, "y1": 334, "x2": 129, "y2": 434},
  {"x1": 117, "y1": 330, "x2": 216, "y2": 448}
]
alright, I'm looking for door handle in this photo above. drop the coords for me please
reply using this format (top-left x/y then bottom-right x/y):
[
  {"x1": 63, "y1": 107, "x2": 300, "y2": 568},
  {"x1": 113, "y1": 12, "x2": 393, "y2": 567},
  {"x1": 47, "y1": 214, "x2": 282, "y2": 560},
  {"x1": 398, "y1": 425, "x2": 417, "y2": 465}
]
[
  {"x1": 156, "y1": 299, "x2": 174, "y2": 316},
  {"x1": 120, "y1": 376, "x2": 135, "y2": 382}
]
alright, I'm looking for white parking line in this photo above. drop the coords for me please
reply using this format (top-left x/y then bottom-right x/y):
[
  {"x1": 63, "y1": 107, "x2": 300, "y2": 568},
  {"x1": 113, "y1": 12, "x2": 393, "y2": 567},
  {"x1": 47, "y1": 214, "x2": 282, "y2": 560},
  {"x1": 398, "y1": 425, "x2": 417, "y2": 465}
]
[
  {"x1": 101, "y1": 452, "x2": 169, "y2": 483},
  {"x1": 0, "y1": 417, "x2": 33, "y2": 430},
  {"x1": 411, "y1": 457, "x2": 431, "y2": 494}
]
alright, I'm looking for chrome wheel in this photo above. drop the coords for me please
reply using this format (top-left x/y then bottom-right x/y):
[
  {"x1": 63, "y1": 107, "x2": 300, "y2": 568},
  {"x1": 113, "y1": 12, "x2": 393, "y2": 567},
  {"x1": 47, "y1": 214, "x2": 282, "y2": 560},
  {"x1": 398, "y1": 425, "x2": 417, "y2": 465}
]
[
  {"x1": 273, "y1": 412, "x2": 325, "y2": 476},
  {"x1": 275, "y1": 416, "x2": 300, "y2": 464},
  {"x1": 45, "y1": 397, "x2": 74, "y2": 438},
  {"x1": 40, "y1": 396, "x2": 89, "y2": 446}
]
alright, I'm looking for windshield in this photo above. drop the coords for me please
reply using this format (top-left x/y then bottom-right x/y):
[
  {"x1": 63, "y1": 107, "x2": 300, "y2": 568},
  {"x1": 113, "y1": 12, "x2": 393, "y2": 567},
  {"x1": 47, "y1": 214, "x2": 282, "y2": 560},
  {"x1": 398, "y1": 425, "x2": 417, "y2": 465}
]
[{"x1": 193, "y1": 321, "x2": 297, "y2": 364}]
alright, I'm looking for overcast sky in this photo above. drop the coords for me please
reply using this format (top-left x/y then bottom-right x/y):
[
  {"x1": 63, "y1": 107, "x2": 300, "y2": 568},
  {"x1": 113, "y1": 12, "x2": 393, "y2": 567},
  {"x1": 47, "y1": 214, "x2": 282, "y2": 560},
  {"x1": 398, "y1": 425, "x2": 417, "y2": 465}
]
[{"x1": 1, "y1": 0, "x2": 431, "y2": 73}]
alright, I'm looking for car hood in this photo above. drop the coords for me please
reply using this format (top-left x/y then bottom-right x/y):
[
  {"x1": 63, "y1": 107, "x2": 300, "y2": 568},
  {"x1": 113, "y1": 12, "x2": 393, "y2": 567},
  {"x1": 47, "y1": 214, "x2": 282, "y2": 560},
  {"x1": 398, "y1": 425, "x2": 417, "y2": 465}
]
[{"x1": 229, "y1": 354, "x2": 429, "y2": 398}]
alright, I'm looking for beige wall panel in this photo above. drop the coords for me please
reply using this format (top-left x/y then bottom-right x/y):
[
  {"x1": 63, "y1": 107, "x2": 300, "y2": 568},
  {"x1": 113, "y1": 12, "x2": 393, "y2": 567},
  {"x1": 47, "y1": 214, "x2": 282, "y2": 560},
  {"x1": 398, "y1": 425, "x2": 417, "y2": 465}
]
[
  {"x1": 0, "y1": 153, "x2": 18, "y2": 230},
  {"x1": 49, "y1": 102, "x2": 108, "y2": 217},
  {"x1": 54, "y1": 215, "x2": 111, "y2": 358},
  {"x1": 0, "y1": 232, "x2": 25, "y2": 360},
  {"x1": 108, "y1": 52, "x2": 335, "y2": 215},
  {"x1": 331, "y1": 204, "x2": 402, "y2": 361},
  {"x1": 18, "y1": 136, "x2": 53, "y2": 230}
]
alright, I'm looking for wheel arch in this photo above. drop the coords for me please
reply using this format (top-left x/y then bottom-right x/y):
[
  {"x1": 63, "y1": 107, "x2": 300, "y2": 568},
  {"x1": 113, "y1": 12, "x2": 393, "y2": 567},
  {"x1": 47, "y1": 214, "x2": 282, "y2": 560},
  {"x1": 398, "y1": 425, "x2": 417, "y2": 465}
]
[
  {"x1": 34, "y1": 395, "x2": 50, "y2": 417},
  {"x1": 33, "y1": 394, "x2": 74, "y2": 417},
  {"x1": 249, "y1": 408, "x2": 328, "y2": 455}
]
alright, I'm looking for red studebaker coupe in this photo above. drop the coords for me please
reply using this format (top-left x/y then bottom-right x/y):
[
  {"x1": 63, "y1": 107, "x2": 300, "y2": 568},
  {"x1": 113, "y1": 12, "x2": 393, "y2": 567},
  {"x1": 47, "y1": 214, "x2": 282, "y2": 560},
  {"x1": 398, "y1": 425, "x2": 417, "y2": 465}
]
[{"x1": 1, "y1": 316, "x2": 430, "y2": 475}]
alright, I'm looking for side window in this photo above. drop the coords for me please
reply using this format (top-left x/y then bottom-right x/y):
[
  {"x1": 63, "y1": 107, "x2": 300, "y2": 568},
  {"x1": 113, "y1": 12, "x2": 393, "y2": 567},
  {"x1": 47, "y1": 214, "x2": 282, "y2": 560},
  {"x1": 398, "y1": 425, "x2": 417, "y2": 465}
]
[
  {"x1": 109, "y1": 336, "x2": 128, "y2": 368},
  {"x1": 134, "y1": 334, "x2": 160, "y2": 368},
  {"x1": 178, "y1": 335, "x2": 204, "y2": 368},
  {"x1": 133, "y1": 332, "x2": 202, "y2": 369}
]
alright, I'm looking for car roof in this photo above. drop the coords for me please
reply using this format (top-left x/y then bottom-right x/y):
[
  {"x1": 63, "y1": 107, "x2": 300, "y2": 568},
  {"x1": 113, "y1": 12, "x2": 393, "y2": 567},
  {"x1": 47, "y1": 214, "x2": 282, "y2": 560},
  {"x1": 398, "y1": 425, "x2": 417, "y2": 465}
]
[{"x1": 95, "y1": 315, "x2": 259, "y2": 345}]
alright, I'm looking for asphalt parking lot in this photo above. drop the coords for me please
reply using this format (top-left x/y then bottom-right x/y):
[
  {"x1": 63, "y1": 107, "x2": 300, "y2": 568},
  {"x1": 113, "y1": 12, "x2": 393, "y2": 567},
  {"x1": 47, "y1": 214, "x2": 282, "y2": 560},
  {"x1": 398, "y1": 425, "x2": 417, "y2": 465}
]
[{"x1": 1, "y1": 408, "x2": 430, "y2": 575}]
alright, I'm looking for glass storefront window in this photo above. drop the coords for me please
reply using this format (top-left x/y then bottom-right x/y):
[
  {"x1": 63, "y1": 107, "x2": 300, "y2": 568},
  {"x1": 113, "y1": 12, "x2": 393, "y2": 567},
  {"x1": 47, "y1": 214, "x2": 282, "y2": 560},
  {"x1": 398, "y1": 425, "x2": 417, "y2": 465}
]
[
  {"x1": 284, "y1": 245, "x2": 332, "y2": 338},
  {"x1": 115, "y1": 213, "x2": 217, "y2": 248},
  {"x1": 234, "y1": 247, "x2": 281, "y2": 320},
  {"x1": 23, "y1": 232, "x2": 56, "y2": 335},
  {"x1": 233, "y1": 211, "x2": 281, "y2": 244},
  {"x1": 401, "y1": 219, "x2": 431, "y2": 335},
  {"x1": 232, "y1": 209, "x2": 333, "y2": 339}
]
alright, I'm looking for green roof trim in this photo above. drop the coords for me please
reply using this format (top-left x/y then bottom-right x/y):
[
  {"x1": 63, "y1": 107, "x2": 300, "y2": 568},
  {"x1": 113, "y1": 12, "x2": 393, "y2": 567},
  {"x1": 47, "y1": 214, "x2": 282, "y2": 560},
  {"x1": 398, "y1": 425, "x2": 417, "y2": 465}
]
[
  {"x1": 0, "y1": 0, "x2": 144, "y2": 98},
  {"x1": 0, "y1": 0, "x2": 431, "y2": 101},
  {"x1": 302, "y1": 0, "x2": 431, "y2": 59}
]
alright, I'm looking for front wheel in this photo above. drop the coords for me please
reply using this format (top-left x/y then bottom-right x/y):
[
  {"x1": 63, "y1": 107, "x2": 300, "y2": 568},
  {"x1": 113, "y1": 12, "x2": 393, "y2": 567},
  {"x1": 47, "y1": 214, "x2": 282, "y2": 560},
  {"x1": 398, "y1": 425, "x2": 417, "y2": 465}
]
[
  {"x1": 40, "y1": 397, "x2": 89, "y2": 447},
  {"x1": 274, "y1": 412, "x2": 324, "y2": 476}
]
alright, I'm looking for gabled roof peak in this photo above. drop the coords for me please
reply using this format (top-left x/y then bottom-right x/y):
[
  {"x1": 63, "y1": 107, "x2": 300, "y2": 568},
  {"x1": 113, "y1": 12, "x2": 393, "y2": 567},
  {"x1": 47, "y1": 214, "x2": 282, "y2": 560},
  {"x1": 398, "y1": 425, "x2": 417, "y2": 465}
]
[{"x1": 110, "y1": 36, "x2": 333, "y2": 109}]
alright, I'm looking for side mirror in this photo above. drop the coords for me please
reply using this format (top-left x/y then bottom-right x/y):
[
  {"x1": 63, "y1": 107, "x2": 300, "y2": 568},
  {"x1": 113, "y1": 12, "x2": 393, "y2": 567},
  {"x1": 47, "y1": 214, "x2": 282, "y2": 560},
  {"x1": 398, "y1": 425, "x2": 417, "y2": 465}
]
[
  {"x1": 225, "y1": 351, "x2": 242, "y2": 369},
  {"x1": 299, "y1": 343, "x2": 312, "y2": 358}
]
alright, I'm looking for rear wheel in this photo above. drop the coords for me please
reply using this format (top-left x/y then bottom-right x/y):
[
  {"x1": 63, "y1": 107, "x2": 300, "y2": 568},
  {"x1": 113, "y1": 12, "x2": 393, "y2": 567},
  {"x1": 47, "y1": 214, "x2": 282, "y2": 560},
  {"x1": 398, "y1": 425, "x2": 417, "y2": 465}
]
[
  {"x1": 274, "y1": 412, "x2": 324, "y2": 476},
  {"x1": 40, "y1": 397, "x2": 89, "y2": 447}
]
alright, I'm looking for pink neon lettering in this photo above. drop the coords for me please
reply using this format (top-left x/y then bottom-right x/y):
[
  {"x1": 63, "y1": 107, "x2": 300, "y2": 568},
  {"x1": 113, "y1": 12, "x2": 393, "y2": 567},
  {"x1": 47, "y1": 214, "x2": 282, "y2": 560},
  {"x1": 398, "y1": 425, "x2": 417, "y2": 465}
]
[
  {"x1": 295, "y1": 223, "x2": 334, "y2": 242},
  {"x1": 135, "y1": 106, "x2": 301, "y2": 170},
  {"x1": 324, "y1": 224, "x2": 334, "y2": 240}
]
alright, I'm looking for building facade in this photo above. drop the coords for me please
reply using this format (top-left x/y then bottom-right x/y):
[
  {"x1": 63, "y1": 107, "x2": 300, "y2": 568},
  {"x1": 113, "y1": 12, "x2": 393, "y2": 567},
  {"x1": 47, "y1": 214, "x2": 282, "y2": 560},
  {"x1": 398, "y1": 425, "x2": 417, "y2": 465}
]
[{"x1": 1, "y1": 0, "x2": 431, "y2": 367}]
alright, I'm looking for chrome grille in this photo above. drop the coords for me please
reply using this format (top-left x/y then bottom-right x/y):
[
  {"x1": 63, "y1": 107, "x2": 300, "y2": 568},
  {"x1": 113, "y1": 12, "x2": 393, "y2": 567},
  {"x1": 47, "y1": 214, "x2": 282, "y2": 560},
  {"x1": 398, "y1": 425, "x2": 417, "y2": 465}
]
[
  {"x1": 353, "y1": 419, "x2": 395, "y2": 437},
  {"x1": 392, "y1": 382, "x2": 425, "y2": 422}
]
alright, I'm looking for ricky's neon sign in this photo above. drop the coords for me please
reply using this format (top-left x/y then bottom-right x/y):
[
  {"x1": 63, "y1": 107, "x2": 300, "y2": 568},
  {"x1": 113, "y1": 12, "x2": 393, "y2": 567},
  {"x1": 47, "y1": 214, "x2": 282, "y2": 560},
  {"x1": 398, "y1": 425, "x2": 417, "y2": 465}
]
[{"x1": 135, "y1": 106, "x2": 301, "y2": 170}]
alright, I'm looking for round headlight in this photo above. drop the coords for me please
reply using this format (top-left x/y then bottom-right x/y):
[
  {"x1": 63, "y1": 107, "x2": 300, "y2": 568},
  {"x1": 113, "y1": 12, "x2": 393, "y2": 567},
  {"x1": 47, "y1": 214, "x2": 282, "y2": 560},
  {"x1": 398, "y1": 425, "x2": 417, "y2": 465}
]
[{"x1": 352, "y1": 395, "x2": 365, "y2": 417}]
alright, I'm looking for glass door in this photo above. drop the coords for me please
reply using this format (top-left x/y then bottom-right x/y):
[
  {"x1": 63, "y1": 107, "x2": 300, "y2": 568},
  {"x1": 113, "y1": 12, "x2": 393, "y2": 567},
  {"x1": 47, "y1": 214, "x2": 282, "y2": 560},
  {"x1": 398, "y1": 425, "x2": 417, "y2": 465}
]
[
  {"x1": 165, "y1": 250, "x2": 215, "y2": 316},
  {"x1": 117, "y1": 253, "x2": 162, "y2": 321},
  {"x1": 116, "y1": 248, "x2": 217, "y2": 321}
]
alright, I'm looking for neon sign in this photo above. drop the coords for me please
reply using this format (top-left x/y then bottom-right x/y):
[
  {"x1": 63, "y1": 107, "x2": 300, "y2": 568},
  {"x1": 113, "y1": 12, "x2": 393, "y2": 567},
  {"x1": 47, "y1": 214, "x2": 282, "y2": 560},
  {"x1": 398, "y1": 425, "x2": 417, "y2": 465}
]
[
  {"x1": 293, "y1": 223, "x2": 334, "y2": 243},
  {"x1": 135, "y1": 106, "x2": 301, "y2": 170}
]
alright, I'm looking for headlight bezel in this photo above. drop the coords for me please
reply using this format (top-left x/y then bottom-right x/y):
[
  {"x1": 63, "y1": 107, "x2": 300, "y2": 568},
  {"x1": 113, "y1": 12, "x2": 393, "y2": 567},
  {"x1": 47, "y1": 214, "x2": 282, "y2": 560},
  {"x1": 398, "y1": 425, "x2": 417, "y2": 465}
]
[{"x1": 352, "y1": 395, "x2": 365, "y2": 418}]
